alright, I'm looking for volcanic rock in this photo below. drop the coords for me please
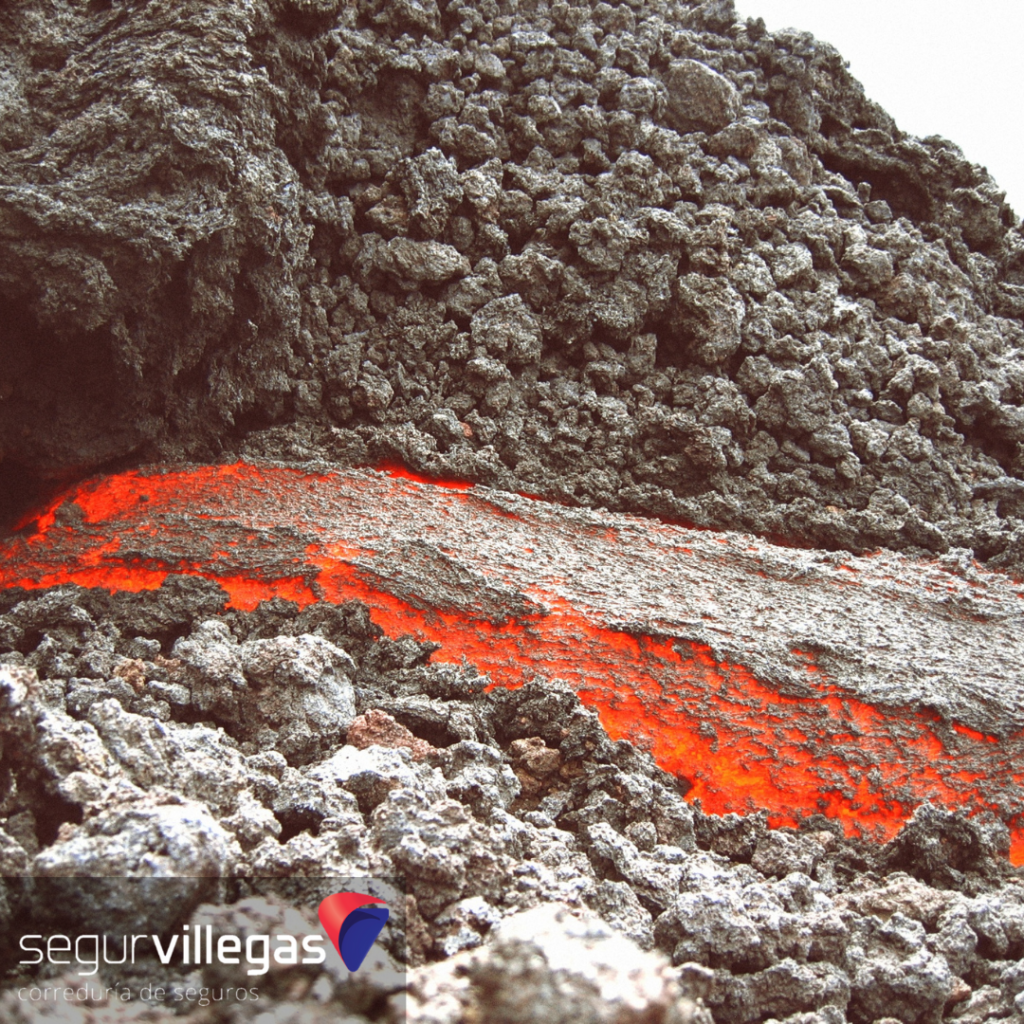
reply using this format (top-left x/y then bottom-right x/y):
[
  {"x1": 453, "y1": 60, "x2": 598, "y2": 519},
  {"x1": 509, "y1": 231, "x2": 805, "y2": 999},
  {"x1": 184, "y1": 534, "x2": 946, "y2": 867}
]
[
  {"x1": 664, "y1": 59, "x2": 742, "y2": 134},
  {"x1": 348, "y1": 708, "x2": 438, "y2": 761},
  {"x1": 3, "y1": 0, "x2": 1024, "y2": 1020},
  {"x1": 1, "y1": 0, "x2": 1023, "y2": 585},
  {"x1": 398, "y1": 902, "x2": 714, "y2": 1023}
]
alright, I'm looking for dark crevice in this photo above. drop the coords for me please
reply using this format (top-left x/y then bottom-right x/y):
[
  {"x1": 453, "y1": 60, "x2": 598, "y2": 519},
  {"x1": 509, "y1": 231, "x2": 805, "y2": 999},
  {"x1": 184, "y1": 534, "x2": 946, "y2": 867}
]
[
  {"x1": 0, "y1": 461, "x2": 62, "y2": 538},
  {"x1": 271, "y1": 5, "x2": 340, "y2": 36},
  {"x1": 815, "y1": 149, "x2": 933, "y2": 224},
  {"x1": 231, "y1": 405, "x2": 286, "y2": 437},
  {"x1": 960, "y1": 417, "x2": 1020, "y2": 477},
  {"x1": 157, "y1": 623, "x2": 194, "y2": 656},
  {"x1": 0, "y1": 445, "x2": 145, "y2": 541},
  {"x1": 14, "y1": 629, "x2": 44, "y2": 655},
  {"x1": 387, "y1": 711, "x2": 463, "y2": 749},
  {"x1": 274, "y1": 809, "x2": 321, "y2": 844},
  {"x1": 34, "y1": 791, "x2": 84, "y2": 848}
]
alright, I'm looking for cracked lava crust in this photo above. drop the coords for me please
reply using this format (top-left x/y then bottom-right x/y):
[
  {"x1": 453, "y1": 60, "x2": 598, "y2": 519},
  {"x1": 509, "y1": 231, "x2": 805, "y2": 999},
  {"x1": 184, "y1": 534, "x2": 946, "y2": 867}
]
[{"x1": 4, "y1": 460, "x2": 1024, "y2": 863}]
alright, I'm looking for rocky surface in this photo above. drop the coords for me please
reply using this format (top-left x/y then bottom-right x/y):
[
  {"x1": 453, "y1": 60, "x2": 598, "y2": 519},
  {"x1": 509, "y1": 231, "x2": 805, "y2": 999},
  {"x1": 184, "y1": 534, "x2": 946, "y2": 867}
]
[
  {"x1": 2, "y1": 0, "x2": 1024, "y2": 575},
  {"x1": 4, "y1": 463, "x2": 1024, "y2": 849},
  {"x1": 1, "y1": 582, "x2": 1024, "y2": 1021},
  {"x1": 2, "y1": 0, "x2": 1024, "y2": 1020}
]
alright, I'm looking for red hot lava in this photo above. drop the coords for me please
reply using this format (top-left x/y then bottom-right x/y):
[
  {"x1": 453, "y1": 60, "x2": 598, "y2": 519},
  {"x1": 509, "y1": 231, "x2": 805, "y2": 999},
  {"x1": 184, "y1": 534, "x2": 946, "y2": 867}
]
[{"x1": 4, "y1": 461, "x2": 1024, "y2": 862}]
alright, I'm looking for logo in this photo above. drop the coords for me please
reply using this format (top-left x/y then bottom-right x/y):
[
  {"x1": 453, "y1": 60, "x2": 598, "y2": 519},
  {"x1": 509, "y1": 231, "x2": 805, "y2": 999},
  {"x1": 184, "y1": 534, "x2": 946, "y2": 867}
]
[{"x1": 317, "y1": 892, "x2": 389, "y2": 971}]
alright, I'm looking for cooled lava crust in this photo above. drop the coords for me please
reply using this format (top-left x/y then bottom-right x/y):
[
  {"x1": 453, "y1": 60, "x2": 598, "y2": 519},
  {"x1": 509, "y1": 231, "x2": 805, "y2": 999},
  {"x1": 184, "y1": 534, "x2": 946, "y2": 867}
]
[{"x1": 3, "y1": 459, "x2": 1024, "y2": 861}]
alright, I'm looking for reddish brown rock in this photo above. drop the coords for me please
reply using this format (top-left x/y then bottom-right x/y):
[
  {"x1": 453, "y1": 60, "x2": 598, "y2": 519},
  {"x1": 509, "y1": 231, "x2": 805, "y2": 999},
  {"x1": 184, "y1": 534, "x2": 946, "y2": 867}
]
[{"x1": 348, "y1": 709, "x2": 436, "y2": 762}]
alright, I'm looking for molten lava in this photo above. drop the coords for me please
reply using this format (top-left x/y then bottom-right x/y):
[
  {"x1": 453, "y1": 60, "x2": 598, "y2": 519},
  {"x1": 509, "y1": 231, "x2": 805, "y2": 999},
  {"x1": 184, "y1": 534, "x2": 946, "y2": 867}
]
[{"x1": 4, "y1": 461, "x2": 1024, "y2": 861}]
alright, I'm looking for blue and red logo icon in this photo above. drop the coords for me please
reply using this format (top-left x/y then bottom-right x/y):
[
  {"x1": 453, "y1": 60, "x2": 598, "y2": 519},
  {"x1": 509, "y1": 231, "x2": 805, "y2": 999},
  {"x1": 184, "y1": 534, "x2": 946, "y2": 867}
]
[{"x1": 317, "y1": 892, "x2": 390, "y2": 971}]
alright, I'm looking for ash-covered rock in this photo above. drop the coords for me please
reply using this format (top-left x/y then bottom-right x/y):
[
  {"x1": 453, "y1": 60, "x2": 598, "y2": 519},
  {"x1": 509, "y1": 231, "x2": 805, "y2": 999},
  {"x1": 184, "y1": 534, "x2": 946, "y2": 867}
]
[
  {"x1": 2, "y1": 0, "x2": 1024, "y2": 578},
  {"x1": 398, "y1": 902, "x2": 713, "y2": 1023},
  {"x1": 174, "y1": 620, "x2": 358, "y2": 763},
  {"x1": 2, "y1": 580, "x2": 1024, "y2": 1021}
]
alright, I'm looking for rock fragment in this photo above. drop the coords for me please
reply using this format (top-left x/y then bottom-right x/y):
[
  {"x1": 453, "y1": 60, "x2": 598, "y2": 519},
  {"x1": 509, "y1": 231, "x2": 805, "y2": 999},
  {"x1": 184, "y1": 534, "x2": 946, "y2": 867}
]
[
  {"x1": 663, "y1": 59, "x2": 742, "y2": 133},
  {"x1": 348, "y1": 708, "x2": 437, "y2": 761},
  {"x1": 3, "y1": 0, "x2": 1024, "y2": 1017},
  {"x1": 376, "y1": 238, "x2": 471, "y2": 286},
  {"x1": 400, "y1": 904, "x2": 713, "y2": 1024}
]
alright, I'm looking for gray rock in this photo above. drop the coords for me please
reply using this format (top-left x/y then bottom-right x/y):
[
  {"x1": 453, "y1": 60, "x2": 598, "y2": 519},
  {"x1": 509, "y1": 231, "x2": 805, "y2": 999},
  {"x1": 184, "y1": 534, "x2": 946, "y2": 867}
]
[
  {"x1": 400, "y1": 903, "x2": 713, "y2": 1023},
  {"x1": 310, "y1": 743, "x2": 444, "y2": 814},
  {"x1": 442, "y1": 740, "x2": 522, "y2": 817},
  {"x1": 376, "y1": 238, "x2": 471, "y2": 286},
  {"x1": 672, "y1": 273, "x2": 746, "y2": 364},
  {"x1": 238, "y1": 633, "x2": 357, "y2": 758},
  {"x1": 173, "y1": 625, "x2": 356, "y2": 762},
  {"x1": 433, "y1": 895, "x2": 502, "y2": 957},
  {"x1": 770, "y1": 243, "x2": 816, "y2": 289},
  {"x1": 34, "y1": 792, "x2": 242, "y2": 879},
  {"x1": 709, "y1": 960, "x2": 850, "y2": 1024},
  {"x1": 752, "y1": 831, "x2": 824, "y2": 879},
  {"x1": 844, "y1": 913, "x2": 954, "y2": 1024},
  {"x1": 841, "y1": 243, "x2": 895, "y2": 291},
  {"x1": 663, "y1": 59, "x2": 741, "y2": 133},
  {"x1": 0, "y1": 829, "x2": 30, "y2": 874},
  {"x1": 470, "y1": 294, "x2": 543, "y2": 366}
]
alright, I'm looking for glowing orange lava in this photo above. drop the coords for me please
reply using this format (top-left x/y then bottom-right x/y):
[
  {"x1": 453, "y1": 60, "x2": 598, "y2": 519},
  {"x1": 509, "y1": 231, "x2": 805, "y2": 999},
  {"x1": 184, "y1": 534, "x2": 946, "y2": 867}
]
[{"x1": 3, "y1": 461, "x2": 1023, "y2": 862}]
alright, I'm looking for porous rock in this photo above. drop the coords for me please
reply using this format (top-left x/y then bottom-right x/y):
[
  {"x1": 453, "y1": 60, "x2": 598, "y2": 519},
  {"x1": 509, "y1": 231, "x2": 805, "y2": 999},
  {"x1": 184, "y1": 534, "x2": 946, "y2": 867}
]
[
  {"x1": 398, "y1": 903, "x2": 713, "y2": 1024},
  {"x1": 664, "y1": 59, "x2": 742, "y2": 133},
  {"x1": 3, "y1": 584, "x2": 1024, "y2": 1019},
  {"x1": 1, "y1": 0, "x2": 1023, "y2": 586}
]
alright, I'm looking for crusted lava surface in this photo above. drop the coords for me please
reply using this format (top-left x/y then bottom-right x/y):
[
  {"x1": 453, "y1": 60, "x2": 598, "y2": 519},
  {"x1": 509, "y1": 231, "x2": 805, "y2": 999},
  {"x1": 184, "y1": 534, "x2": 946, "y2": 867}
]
[
  {"x1": 3, "y1": 462, "x2": 1024, "y2": 1021},
  {"x1": 4, "y1": 461, "x2": 1024, "y2": 865}
]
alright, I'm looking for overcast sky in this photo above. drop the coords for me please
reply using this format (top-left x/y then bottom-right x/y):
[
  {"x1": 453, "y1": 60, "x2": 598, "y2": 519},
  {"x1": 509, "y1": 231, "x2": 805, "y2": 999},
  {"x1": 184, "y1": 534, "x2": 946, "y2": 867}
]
[{"x1": 735, "y1": 0, "x2": 1024, "y2": 219}]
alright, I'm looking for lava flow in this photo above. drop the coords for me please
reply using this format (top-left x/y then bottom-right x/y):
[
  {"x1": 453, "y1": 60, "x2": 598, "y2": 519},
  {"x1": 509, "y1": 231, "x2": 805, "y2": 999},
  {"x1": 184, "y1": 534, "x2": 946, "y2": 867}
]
[{"x1": 4, "y1": 461, "x2": 1024, "y2": 861}]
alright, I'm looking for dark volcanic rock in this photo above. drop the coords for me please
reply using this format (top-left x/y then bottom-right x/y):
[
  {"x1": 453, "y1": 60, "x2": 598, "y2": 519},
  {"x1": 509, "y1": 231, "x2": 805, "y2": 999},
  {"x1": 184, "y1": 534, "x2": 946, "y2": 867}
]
[
  {"x1": 1, "y1": 583, "x2": 1023, "y2": 1021},
  {"x1": 3, "y1": 0, "x2": 1024, "y2": 1020},
  {"x1": 0, "y1": 0, "x2": 318, "y2": 476},
  {"x1": 2, "y1": 0, "x2": 1024, "y2": 579}
]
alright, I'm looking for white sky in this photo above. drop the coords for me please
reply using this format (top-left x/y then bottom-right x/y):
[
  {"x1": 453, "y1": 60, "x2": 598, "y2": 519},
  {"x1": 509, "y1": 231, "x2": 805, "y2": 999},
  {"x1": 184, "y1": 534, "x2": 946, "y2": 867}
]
[{"x1": 735, "y1": 0, "x2": 1024, "y2": 218}]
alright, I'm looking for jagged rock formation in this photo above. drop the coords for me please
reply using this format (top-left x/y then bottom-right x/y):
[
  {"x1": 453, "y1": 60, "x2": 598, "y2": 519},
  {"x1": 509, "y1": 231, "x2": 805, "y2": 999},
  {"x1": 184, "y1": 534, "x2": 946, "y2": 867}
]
[
  {"x1": 2, "y1": 584, "x2": 1024, "y2": 1023},
  {"x1": 2, "y1": 0, "x2": 1024, "y2": 572}
]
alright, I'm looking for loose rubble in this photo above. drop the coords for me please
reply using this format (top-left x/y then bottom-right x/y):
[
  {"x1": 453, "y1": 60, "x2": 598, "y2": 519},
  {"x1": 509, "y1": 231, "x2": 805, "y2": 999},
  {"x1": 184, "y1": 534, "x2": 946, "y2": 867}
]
[{"x1": 2, "y1": 582, "x2": 1023, "y2": 1021}]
